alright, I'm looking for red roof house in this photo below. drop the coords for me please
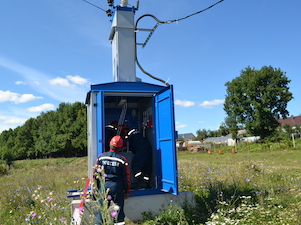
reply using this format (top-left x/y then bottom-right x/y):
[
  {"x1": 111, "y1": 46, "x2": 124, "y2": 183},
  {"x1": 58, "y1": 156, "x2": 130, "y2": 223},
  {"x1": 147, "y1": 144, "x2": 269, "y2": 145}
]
[{"x1": 278, "y1": 115, "x2": 301, "y2": 127}]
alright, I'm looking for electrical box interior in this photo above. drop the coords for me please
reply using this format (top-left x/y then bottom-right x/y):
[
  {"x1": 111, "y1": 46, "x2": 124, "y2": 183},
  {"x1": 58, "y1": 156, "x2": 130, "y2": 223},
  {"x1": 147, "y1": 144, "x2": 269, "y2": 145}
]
[{"x1": 103, "y1": 93, "x2": 157, "y2": 192}]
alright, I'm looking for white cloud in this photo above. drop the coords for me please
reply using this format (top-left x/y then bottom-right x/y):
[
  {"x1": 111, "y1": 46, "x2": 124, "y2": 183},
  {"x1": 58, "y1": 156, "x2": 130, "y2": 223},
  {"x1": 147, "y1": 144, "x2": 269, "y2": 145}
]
[
  {"x1": 15, "y1": 81, "x2": 26, "y2": 85},
  {"x1": 49, "y1": 77, "x2": 75, "y2": 87},
  {"x1": 176, "y1": 124, "x2": 188, "y2": 129},
  {"x1": 175, "y1": 99, "x2": 195, "y2": 107},
  {"x1": 0, "y1": 56, "x2": 89, "y2": 103},
  {"x1": 26, "y1": 103, "x2": 55, "y2": 112},
  {"x1": 198, "y1": 121, "x2": 205, "y2": 124},
  {"x1": 67, "y1": 75, "x2": 88, "y2": 85},
  {"x1": 2, "y1": 118, "x2": 27, "y2": 124},
  {"x1": 49, "y1": 75, "x2": 88, "y2": 88},
  {"x1": 199, "y1": 99, "x2": 225, "y2": 108},
  {"x1": 0, "y1": 90, "x2": 43, "y2": 104},
  {"x1": 17, "y1": 94, "x2": 43, "y2": 103},
  {"x1": 0, "y1": 115, "x2": 27, "y2": 132}
]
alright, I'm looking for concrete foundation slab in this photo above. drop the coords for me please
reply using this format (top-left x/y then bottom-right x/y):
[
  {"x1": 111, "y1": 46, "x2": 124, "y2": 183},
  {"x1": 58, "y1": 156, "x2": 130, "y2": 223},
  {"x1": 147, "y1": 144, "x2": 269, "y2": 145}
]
[
  {"x1": 71, "y1": 191, "x2": 195, "y2": 223},
  {"x1": 124, "y1": 191, "x2": 195, "y2": 222}
]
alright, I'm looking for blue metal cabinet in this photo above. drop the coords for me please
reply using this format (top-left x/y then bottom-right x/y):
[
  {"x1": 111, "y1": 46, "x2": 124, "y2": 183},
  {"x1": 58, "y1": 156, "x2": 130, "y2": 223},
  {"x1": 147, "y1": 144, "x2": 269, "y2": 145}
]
[{"x1": 86, "y1": 82, "x2": 178, "y2": 195}]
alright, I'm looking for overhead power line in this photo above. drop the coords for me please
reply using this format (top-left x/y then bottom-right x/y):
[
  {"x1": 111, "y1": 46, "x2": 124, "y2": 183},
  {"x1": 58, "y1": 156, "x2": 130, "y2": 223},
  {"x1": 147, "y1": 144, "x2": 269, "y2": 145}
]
[
  {"x1": 82, "y1": 0, "x2": 106, "y2": 12},
  {"x1": 138, "y1": 0, "x2": 225, "y2": 48},
  {"x1": 135, "y1": 0, "x2": 225, "y2": 86},
  {"x1": 82, "y1": 0, "x2": 226, "y2": 86},
  {"x1": 168, "y1": 0, "x2": 225, "y2": 23}
]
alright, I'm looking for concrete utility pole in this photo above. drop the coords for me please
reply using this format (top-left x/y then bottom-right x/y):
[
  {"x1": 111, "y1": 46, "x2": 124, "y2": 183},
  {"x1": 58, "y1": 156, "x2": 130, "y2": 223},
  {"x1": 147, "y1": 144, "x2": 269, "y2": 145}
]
[{"x1": 109, "y1": 1, "x2": 137, "y2": 82}]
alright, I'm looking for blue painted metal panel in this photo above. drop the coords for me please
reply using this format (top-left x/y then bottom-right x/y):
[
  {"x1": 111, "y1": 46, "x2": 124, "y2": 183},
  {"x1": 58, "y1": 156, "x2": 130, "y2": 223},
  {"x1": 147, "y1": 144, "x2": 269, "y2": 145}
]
[
  {"x1": 155, "y1": 85, "x2": 178, "y2": 195},
  {"x1": 96, "y1": 91, "x2": 104, "y2": 156},
  {"x1": 91, "y1": 82, "x2": 164, "y2": 93}
]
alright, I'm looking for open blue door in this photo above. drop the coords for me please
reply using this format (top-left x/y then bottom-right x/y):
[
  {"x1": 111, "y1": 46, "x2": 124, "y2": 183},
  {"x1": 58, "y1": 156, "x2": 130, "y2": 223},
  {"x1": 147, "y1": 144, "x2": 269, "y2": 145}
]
[
  {"x1": 96, "y1": 91, "x2": 105, "y2": 156},
  {"x1": 155, "y1": 85, "x2": 178, "y2": 195}
]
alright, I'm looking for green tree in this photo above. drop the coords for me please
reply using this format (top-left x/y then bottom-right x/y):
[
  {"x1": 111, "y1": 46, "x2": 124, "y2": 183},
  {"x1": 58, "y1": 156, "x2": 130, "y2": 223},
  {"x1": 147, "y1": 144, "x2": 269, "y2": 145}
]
[
  {"x1": 0, "y1": 146, "x2": 14, "y2": 169},
  {"x1": 0, "y1": 129, "x2": 16, "y2": 167},
  {"x1": 196, "y1": 129, "x2": 208, "y2": 141},
  {"x1": 0, "y1": 102, "x2": 87, "y2": 160},
  {"x1": 217, "y1": 122, "x2": 229, "y2": 136},
  {"x1": 224, "y1": 116, "x2": 240, "y2": 140},
  {"x1": 224, "y1": 66, "x2": 293, "y2": 140}
]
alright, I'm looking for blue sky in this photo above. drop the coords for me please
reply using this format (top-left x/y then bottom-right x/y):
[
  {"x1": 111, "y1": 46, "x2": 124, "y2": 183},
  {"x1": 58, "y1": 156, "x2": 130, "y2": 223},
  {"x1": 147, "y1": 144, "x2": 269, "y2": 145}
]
[{"x1": 1, "y1": 0, "x2": 300, "y2": 135}]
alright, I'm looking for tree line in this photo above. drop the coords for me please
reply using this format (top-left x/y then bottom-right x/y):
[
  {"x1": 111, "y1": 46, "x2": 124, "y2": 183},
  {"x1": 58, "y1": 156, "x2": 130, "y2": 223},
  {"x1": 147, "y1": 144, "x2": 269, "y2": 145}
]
[{"x1": 0, "y1": 102, "x2": 87, "y2": 166}]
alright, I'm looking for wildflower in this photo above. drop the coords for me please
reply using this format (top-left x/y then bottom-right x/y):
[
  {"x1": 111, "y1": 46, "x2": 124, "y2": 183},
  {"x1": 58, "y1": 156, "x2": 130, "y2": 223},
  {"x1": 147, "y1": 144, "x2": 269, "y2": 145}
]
[
  {"x1": 107, "y1": 195, "x2": 112, "y2": 200},
  {"x1": 60, "y1": 217, "x2": 66, "y2": 222},
  {"x1": 25, "y1": 216, "x2": 30, "y2": 222},
  {"x1": 48, "y1": 197, "x2": 53, "y2": 202},
  {"x1": 110, "y1": 204, "x2": 119, "y2": 212},
  {"x1": 111, "y1": 211, "x2": 118, "y2": 217},
  {"x1": 31, "y1": 211, "x2": 37, "y2": 217}
]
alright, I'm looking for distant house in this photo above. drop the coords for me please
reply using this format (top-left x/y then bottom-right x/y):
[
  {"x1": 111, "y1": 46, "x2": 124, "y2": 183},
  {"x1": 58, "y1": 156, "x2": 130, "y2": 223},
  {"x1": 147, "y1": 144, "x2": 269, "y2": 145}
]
[
  {"x1": 178, "y1": 133, "x2": 195, "y2": 141},
  {"x1": 278, "y1": 115, "x2": 301, "y2": 127}
]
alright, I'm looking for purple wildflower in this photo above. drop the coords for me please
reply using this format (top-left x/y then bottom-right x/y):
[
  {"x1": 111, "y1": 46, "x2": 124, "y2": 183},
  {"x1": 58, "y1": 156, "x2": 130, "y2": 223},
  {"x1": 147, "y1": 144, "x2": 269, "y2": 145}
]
[{"x1": 111, "y1": 211, "x2": 118, "y2": 217}]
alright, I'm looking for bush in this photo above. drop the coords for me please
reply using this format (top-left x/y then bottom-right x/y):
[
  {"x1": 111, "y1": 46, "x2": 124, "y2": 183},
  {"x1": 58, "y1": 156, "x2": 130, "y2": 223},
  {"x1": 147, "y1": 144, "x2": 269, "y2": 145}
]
[{"x1": 0, "y1": 160, "x2": 8, "y2": 176}]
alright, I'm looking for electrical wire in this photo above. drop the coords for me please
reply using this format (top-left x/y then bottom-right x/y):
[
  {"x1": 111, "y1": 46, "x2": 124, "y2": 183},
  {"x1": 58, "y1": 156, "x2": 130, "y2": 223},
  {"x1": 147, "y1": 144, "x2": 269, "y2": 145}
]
[
  {"x1": 169, "y1": 0, "x2": 225, "y2": 23},
  {"x1": 82, "y1": 0, "x2": 225, "y2": 86},
  {"x1": 135, "y1": 0, "x2": 225, "y2": 86},
  {"x1": 135, "y1": 14, "x2": 170, "y2": 86},
  {"x1": 82, "y1": 0, "x2": 106, "y2": 12}
]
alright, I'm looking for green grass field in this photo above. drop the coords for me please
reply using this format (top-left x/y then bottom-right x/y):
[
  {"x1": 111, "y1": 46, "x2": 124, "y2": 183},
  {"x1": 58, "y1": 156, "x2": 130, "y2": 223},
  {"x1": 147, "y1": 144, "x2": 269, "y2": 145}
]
[
  {"x1": 1, "y1": 147, "x2": 301, "y2": 224},
  {"x1": 177, "y1": 149, "x2": 301, "y2": 224}
]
